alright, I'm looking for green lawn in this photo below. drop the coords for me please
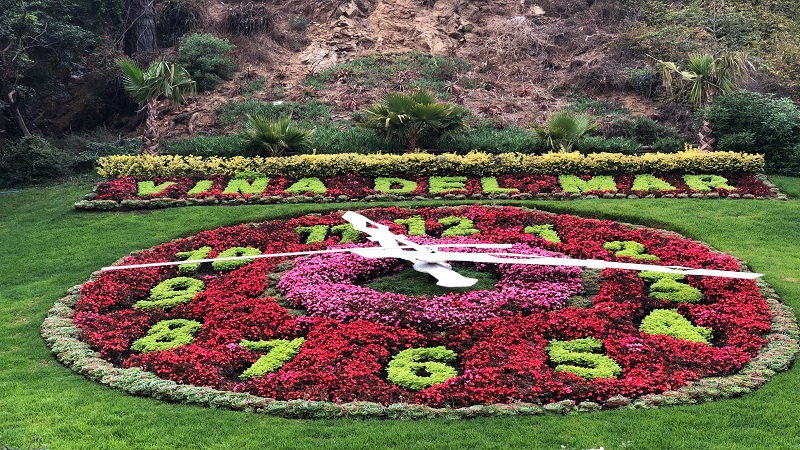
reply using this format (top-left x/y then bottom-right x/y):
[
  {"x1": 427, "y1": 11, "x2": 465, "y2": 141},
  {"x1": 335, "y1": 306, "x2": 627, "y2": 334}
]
[{"x1": 2, "y1": 179, "x2": 800, "y2": 450}]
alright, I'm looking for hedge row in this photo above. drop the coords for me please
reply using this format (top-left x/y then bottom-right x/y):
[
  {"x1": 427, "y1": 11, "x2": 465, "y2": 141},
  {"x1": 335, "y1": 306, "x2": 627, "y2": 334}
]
[{"x1": 97, "y1": 151, "x2": 765, "y2": 179}]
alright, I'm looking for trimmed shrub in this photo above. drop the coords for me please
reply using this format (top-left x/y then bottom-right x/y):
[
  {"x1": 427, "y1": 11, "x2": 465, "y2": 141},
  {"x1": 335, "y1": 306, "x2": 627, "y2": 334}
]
[
  {"x1": 650, "y1": 137, "x2": 683, "y2": 153},
  {"x1": 96, "y1": 151, "x2": 766, "y2": 179},
  {"x1": 177, "y1": 33, "x2": 237, "y2": 92},
  {"x1": 311, "y1": 124, "x2": 404, "y2": 154},
  {"x1": 604, "y1": 116, "x2": 683, "y2": 146}
]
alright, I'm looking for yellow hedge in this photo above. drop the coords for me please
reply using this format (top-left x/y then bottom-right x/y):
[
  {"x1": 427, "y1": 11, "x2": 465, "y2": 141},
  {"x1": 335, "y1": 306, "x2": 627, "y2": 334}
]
[{"x1": 97, "y1": 151, "x2": 765, "y2": 179}]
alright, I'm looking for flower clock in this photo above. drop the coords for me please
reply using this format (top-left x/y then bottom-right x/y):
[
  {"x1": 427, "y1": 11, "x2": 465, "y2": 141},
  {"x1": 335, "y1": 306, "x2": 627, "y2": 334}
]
[{"x1": 43, "y1": 206, "x2": 799, "y2": 419}]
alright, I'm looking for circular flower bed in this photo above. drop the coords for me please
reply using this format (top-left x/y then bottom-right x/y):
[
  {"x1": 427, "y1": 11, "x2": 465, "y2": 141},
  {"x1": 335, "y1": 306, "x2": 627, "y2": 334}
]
[{"x1": 43, "y1": 205, "x2": 799, "y2": 418}]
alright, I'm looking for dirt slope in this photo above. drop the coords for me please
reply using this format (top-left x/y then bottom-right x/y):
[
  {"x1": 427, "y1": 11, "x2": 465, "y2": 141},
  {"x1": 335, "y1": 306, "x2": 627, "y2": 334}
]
[{"x1": 160, "y1": 0, "x2": 663, "y2": 139}]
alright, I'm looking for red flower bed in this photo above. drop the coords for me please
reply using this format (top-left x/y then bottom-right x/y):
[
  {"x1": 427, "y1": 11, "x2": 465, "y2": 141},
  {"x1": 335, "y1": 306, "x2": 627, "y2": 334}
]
[{"x1": 66, "y1": 206, "x2": 779, "y2": 409}]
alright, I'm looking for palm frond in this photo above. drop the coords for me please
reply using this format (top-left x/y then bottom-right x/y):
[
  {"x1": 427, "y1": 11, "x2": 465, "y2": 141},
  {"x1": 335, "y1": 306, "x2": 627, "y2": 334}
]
[{"x1": 239, "y1": 115, "x2": 313, "y2": 156}]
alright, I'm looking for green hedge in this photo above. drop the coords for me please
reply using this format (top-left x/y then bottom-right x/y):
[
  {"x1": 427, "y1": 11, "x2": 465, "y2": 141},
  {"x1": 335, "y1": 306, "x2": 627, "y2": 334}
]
[{"x1": 97, "y1": 151, "x2": 765, "y2": 179}]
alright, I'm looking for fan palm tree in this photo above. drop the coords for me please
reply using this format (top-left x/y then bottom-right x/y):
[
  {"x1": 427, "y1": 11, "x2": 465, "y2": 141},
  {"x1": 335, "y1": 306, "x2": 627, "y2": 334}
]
[
  {"x1": 654, "y1": 52, "x2": 753, "y2": 152},
  {"x1": 533, "y1": 111, "x2": 598, "y2": 152},
  {"x1": 238, "y1": 115, "x2": 314, "y2": 156},
  {"x1": 360, "y1": 90, "x2": 469, "y2": 151},
  {"x1": 117, "y1": 59, "x2": 196, "y2": 154}
]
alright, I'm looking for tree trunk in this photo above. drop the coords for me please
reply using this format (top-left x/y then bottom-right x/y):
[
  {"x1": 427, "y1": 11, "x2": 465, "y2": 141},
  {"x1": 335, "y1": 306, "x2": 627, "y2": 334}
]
[
  {"x1": 123, "y1": 0, "x2": 157, "y2": 56},
  {"x1": 698, "y1": 103, "x2": 715, "y2": 152},
  {"x1": 0, "y1": 80, "x2": 31, "y2": 137},
  {"x1": 142, "y1": 98, "x2": 160, "y2": 154},
  {"x1": 698, "y1": 118, "x2": 715, "y2": 152}
]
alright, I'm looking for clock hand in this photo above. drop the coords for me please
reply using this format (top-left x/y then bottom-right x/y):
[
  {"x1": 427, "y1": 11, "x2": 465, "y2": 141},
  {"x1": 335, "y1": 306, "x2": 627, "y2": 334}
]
[
  {"x1": 406, "y1": 251, "x2": 763, "y2": 279},
  {"x1": 342, "y1": 211, "x2": 483, "y2": 286},
  {"x1": 101, "y1": 244, "x2": 511, "y2": 272}
]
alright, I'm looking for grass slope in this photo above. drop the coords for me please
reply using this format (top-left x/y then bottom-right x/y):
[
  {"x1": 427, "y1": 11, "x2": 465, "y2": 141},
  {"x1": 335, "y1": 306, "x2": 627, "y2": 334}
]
[{"x1": 1, "y1": 180, "x2": 800, "y2": 450}]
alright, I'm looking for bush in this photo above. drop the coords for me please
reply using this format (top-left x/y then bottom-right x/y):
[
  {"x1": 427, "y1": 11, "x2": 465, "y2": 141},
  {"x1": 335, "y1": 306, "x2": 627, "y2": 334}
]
[
  {"x1": 575, "y1": 136, "x2": 641, "y2": 155},
  {"x1": 51, "y1": 132, "x2": 141, "y2": 172},
  {"x1": 360, "y1": 90, "x2": 470, "y2": 151},
  {"x1": 157, "y1": 0, "x2": 203, "y2": 46},
  {"x1": 311, "y1": 124, "x2": 404, "y2": 154},
  {"x1": 533, "y1": 112, "x2": 598, "y2": 152},
  {"x1": 177, "y1": 33, "x2": 237, "y2": 92},
  {"x1": 161, "y1": 135, "x2": 246, "y2": 156},
  {"x1": 435, "y1": 122, "x2": 545, "y2": 154},
  {"x1": 0, "y1": 136, "x2": 72, "y2": 187},
  {"x1": 650, "y1": 137, "x2": 684, "y2": 153},
  {"x1": 701, "y1": 90, "x2": 800, "y2": 175},
  {"x1": 625, "y1": 67, "x2": 661, "y2": 99},
  {"x1": 96, "y1": 151, "x2": 765, "y2": 179},
  {"x1": 238, "y1": 116, "x2": 314, "y2": 156},
  {"x1": 604, "y1": 116, "x2": 683, "y2": 146},
  {"x1": 217, "y1": 100, "x2": 332, "y2": 127}
]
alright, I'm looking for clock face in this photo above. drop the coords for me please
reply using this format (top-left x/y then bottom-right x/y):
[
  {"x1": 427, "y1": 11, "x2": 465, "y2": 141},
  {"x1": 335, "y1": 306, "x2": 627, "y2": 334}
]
[{"x1": 51, "y1": 205, "x2": 794, "y2": 416}]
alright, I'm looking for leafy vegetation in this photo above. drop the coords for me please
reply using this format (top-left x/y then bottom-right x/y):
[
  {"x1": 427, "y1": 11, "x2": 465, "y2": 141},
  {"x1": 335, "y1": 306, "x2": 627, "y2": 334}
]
[
  {"x1": 533, "y1": 112, "x2": 598, "y2": 152},
  {"x1": 619, "y1": 0, "x2": 800, "y2": 89},
  {"x1": 0, "y1": 136, "x2": 72, "y2": 186},
  {"x1": 117, "y1": 59, "x2": 196, "y2": 154},
  {"x1": 177, "y1": 33, "x2": 237, "y2": 92},
  {"x1": 0, "y1": 0, "x2": 93, "y2": 137},
  {"x1": 238, "y1": 116, "x2": 314, "y2": 156},
  {"x1": 360, "y1": 90, "x2": 469, "y2": 151},
  {"x1": 702, "y1": 90, "x2": 800, "y2": 174},
  {"x1": 217, "y1": 100, "x2": 332, "y2": 127},
  {"x1": 304, "y1": 52, "x2": 472, "y2": 98},
  {"x1": 655, "y1": 52, "x2": 752, "y2": 151}
]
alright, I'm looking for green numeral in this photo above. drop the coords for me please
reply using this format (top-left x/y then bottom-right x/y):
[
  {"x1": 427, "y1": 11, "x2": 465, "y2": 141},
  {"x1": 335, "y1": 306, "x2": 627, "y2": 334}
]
[
  {"x1": 394, "y1": 216, "x2": 427, "y2": 236},
  {"x1": 524, "y1": 224, "x2": 561, "y2": 243},
  {"x1": 211, "y1": 247, "x2": 261, "y2": 271},
  {"x1": 547, "y1": 337, "x2": 621, "y2": 380},
  {"x1": 640, "y1": 309, "x2": 712, "y2": 344},
  {"x1": 438, "y1": 216, "x2": 479, "y2": 237},
  {"x1": 387, "y1": 347, "x2": 458, "y2": 390},
  {"x1": 131, "y1": 319, "x2": 202, "y2": 353},
  {"x1": 639, "y1": 271, "x2": 703, "y2": 303},
  {"x1": 137, "y1": 181, "x2": 176, "y2": 196},
  {"x1": 331, "y1": 224, "x2": 361, "y2": 243},
  {"x1": 603, "y1": 241, "x2": 659, "y2": 260},
  {"x1": 134, "y1": 277, "x2": 205, "y2": 310},
  {"x1": 239, "y1": 338, "x2": 306, "y2": 379},
  {"x1": 175, "y1": 246, "x2": 212, "y2": 274},
  {"x1": 295, "y1": 225, "x2": 331, "y2": 244}
]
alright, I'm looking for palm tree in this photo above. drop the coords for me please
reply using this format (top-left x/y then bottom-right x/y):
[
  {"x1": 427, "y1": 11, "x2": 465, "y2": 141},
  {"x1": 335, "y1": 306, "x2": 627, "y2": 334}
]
[
  {"x1": 238, "y1": 115, "x2": 314, "y2": 156},
  {"x1": 117, "y1": 59, "x2": 196, "y2": 154},
  {"x1": 360, "y1": 90, "x2": 469, "y2": 151},
  {"x1": 533, "y1": 111, "x2": 597, "y2": 152},
  {"x1": 654, "y1": 52, "x2": 752, "y2": 152}
]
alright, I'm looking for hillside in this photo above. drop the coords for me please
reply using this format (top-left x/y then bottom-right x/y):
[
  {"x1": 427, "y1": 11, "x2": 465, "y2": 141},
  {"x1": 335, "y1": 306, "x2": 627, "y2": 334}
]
[
  {"x1": 3, "y1": 0, "x2": 800, "y2": 180},
  {"x1": 115, "y1": 0, "x2": 800, "y2": 144}
]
